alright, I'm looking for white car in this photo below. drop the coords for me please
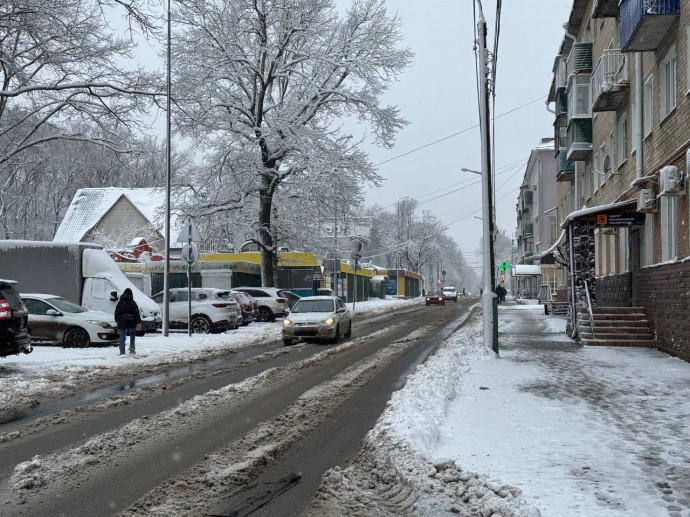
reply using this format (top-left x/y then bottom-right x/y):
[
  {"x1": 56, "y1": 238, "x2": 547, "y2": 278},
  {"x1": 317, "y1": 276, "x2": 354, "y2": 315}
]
[
  {"x1": 233, "y1": 287, "x2": 289, "y2": 322},
  {"x1": 282, "y1": 296, "x2": 352, "y2": 345},
  {"x1": 21, "y1": 293, "x2": 118, "y2": 348},
  {"x1": 151, "y1": 288, "x2": 239, "y2": 334},
  {"x1": 442, "y1": 286, "x2": 458, "y2": 302}
]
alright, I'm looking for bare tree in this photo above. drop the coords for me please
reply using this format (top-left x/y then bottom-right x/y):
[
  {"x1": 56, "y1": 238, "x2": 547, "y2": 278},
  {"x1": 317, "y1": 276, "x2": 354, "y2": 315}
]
[{"x1": 170, "y1": 0, "x2": 411, "y2": 286}]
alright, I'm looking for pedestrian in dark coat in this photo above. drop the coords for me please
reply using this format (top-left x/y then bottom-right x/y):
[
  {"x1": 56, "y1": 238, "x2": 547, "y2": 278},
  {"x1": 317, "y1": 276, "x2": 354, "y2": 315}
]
[
  {"x1": 115, "y1": 288, "x2": 141, "y2": 355},
  {"x1": 495, "y1": 283, "x2": 507, "y2": 304}
]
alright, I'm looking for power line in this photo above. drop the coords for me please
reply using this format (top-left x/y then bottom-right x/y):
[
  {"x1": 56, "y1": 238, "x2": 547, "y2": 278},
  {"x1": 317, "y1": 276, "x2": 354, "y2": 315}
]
[{"x1": 373, "y1": 95, "x2": 547, "y2": 168}]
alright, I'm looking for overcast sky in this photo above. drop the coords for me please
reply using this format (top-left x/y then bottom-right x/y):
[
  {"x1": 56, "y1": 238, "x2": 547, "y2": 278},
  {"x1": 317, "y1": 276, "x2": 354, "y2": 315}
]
[
  {"x1": 134, "y1": 1, "x2": 573, "y2": 262},
  {"x1": 354, "y1": 0, "x2": 574, "y2": 259}
]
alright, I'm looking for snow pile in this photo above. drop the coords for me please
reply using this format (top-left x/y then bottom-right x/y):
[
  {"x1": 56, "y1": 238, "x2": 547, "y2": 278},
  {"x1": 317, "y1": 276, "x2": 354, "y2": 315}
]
[{"x1": 306, "y1": 312, "x2": 541, "y2": 516}]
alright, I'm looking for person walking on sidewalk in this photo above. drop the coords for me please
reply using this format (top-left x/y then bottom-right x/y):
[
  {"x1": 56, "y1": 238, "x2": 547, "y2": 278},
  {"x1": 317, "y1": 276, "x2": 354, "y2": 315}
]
[
  {"x1": 115, "y1": 288, "x2": 141, "y2": 355},
  {"x1": 495, "y1": 282, "x2": 507, "y2": 304}
]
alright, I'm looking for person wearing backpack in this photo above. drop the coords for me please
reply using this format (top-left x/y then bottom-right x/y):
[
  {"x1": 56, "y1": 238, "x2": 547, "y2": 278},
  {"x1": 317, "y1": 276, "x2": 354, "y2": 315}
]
[{"x1": 114, "y1": 288, "x2": 142, "y2": 355}]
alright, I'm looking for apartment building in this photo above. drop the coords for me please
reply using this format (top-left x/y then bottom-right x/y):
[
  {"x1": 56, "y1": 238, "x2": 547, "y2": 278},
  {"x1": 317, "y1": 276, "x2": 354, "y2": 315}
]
[
  {"x1": 544, "y1": 0, "x2": 690, "y2": 361},
  {"x1": 515, "y1": 138, "x2": 566, "y2": 300}
]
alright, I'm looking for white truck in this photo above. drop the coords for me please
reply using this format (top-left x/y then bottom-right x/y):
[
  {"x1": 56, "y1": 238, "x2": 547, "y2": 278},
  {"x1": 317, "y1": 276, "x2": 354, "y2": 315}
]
[
  {"x1": 442, "y1": 286, "x2": 458, "y2": 302},
  {"x1": 0, "y1": 241, "x2": 161, "y2": 333}
]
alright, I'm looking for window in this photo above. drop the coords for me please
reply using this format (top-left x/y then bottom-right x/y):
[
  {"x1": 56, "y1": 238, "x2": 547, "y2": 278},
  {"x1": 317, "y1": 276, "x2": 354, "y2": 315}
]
[
  {"x1": 569, "y1": 75, "x2": 592, "y2": 117},
  {"x1": 660, "y1": 196, "x2": 677, "y2": 261},
  {"x1": 617, "y1": 112, "x2": 627, "y2": 166},
  {"x1": 660, "y1": 46, "x2": 676, "y2": 120},
  {"x1": 643, "y1": 75, "x2": 653, "y2": 136},
  {"x1": 609, "y1": 131, "x2": 616, "y2": 172}
]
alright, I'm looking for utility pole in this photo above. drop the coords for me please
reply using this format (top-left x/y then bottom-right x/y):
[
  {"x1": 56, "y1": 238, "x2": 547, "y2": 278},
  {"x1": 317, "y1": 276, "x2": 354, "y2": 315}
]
[
  {"x1": 163, "y1": 0, "x2": 172, "y2": 337},
  {"x1": 476, "y1": 2, "x2": 498, "y2": 356}
]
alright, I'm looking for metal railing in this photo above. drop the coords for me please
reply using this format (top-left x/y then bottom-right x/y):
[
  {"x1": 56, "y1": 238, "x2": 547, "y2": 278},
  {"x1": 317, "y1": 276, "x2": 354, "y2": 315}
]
[
  {"x1": 584, "y1": 279, "x2": 595, "y2": 340},
  {"x1": 591, "y1": 49, "x2": 628, "y2": 101}
]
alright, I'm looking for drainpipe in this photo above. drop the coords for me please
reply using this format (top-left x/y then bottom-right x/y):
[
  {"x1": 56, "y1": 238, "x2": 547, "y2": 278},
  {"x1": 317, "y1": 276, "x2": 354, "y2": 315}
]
[{"x1": 635, "y1": 52, "x2": 643, "y2": 180}]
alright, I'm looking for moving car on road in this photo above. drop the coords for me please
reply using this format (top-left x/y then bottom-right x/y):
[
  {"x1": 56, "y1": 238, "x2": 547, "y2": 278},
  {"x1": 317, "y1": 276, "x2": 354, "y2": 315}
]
[
  {"x1": 442, "y1": 286, "x2": 458, "y2": 302},
  {"x1": 151, "y1": 288, "x2": 239, "y2": 334},
  {"x1": 0, "y1": 279, "x2": 32, "y2": 357},
  {"x1": 425, "y1": 290, "x2": 446, "y2": 306},
  {"x1": 21, "y1": 293, "x2": 118, "y2": 347},
  {"x1": 282, "y1": 296, "x2": 352, "y2": 345}
]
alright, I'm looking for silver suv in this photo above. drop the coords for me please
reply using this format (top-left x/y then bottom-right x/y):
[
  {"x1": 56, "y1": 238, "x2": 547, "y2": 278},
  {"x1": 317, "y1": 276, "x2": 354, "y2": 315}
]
[
  {"x1": 233, "y1": 287, "x2": 289, "y2": 322},
  {"x1": 152, "y1": 288, "x2": 239, "y2": 333}
]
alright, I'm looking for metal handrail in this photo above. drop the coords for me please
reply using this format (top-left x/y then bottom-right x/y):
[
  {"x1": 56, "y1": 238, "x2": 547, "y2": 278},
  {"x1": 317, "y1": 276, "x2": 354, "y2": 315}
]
[{"x1": 584, "y1": 280, "x2": 595, "y2": 340}]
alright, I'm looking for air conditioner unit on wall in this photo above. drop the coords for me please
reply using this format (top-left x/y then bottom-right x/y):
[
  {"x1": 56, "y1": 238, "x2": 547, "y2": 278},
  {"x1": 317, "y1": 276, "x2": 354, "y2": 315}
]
[
  {"x1": 637, "y1": 188, "x2": 656, "y2": 213},
  {"x1": 659, "y1": 165, "x2": 685, "y2": 196}
]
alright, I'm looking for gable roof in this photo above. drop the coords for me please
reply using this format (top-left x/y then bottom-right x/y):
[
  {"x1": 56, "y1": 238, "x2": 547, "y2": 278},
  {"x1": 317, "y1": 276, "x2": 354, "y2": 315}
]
[{"x1": 53, "y1": 187, "x2": 168, "y2": 242}]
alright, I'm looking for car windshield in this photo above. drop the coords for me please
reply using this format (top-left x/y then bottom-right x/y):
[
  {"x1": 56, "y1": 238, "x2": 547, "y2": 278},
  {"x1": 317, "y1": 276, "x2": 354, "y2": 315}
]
[
  {"x1": 48, "y1": 297, "x2": 86, "y2": 313},
  {"x1": 216, "y1": 292, "x2": 234, "y2": 301},
  {"x1": 291, "y1": 299, "x2": 335, "y2": 313}
]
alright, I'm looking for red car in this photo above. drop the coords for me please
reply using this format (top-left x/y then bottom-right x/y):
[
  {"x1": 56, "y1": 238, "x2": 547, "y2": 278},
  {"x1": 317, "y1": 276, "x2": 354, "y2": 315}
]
[{"x1": 425, "y1": 290, "x2": 445, "y2": 306}]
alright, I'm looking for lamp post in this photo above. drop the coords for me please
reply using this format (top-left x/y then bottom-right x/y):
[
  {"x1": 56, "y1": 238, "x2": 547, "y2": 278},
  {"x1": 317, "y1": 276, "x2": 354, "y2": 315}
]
[{"x1": 396, "y1": 196, "x2": 410, "y2": 299}]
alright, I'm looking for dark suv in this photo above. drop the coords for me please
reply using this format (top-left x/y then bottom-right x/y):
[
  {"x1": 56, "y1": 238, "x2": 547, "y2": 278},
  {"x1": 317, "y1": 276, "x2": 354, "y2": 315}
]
[{"x1": 0, "y1": 279, "x2": 32, "y2": 357}]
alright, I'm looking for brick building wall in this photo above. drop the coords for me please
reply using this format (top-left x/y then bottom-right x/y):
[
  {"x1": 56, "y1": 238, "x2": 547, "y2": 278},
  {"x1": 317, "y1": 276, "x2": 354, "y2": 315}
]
[
  {"x1": 637, "y1": 261, "x2": 690, "y2": 362},
  {"x1": 597, "y1": 272, "x2": 631, "y2": 307}
]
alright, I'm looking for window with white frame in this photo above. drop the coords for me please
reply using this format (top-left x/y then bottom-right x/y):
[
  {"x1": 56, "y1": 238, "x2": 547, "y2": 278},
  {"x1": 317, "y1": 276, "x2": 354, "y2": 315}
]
[
  {"x1": 609, "y1": 131, "x2": 616, "y2": 172},
  {"x1": 660, "y1": 196, "x2": 677, "y2": 261},
  {"x1": 660, "y1": 45, "x2": 676, "y2": 120},
  {"x1": 594, "y1": 147, "x2": 604, "y2": 191},
  {"x1": 617, "y1": 112, "x2": 627, "y2": 166},
  {"x1": 569, "y1": 75, "x2": 592, "y2": 117},
  {"x1": 630, "y1": 107, "x2": 637, "y2": 153},
  {"x1": 643, "y1": 75, "x2": 653, "y2": 136}
]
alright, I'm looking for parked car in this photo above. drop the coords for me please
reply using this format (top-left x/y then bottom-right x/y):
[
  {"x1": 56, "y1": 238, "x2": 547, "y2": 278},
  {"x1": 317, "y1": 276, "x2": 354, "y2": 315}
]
[
  {"x1": 0, "y1": 279, "x2": 32, "y2": 357},
  {"x1": 21, "y1": 293, "x2": 118, "y2": 347},
  {"x1": 425, "y1": 290, "x2": 446, "y2": 306},
  {"x1": 230, "y1": 291, "x2": 254, "y2": 326},
  {"x1": 151, "y1": 288, "x2": 239, "y2": 333},
  {"x1": 442, "y1": 286, "x2": 458, "y2": 302},
  {"x1": 282, "y1": 296, "x2": 352, "y2": 345},
  {"x1": 233, "y1": 287, "x2": 289, "y2": 322},
  {"x1": 277, "y1": 289, "x2": 301, "y2": 309}
]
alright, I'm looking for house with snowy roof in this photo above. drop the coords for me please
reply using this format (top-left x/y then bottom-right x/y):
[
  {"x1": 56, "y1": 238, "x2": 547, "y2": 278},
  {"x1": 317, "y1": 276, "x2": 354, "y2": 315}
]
[{"x1": 53, "y1": 188, "x2": 173, "y2": 253}]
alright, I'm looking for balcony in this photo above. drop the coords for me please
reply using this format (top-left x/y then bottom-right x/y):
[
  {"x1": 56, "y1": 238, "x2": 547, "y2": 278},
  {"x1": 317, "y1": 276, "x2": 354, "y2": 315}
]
[
  {"x1": 567, "y1": 118, "x2": 593, "y2": 161},
  {"x1": 620, "y1": 0, "x2": 680, "y2": 52},
  {"x1": 554, "y1": 114, "x2": 568, "y2": 150},
  {"x1": 592, "y1": 49, "x2": 629, "y2": 112},
  {"x1": 592, "y1": 0, "x2": 619, "y2": 18},
  {"x1": 556, "y1": 151, "x2": 576, "y2": 182},
  {"x1": 523, "y1": 222, "x2": 534, "y2": 237},
  {"x1": 565, "y1": 43, "x2": 593, "y2": 78},
  {"x1": 522, "y1": 189, "x2": 533, "y2": 207},
  {"x1": 555, "y1": 88, "x2": 567, "y2": 116}
]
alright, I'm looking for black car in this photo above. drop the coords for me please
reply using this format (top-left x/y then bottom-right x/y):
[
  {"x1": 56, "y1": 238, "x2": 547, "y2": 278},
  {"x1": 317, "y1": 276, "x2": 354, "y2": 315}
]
[
  {"x1": 0, "y1": 279, "x2": 32, "y2": 357},
  {"x1": 425, "y1": 290, "x2": 446, "y2": 306}
]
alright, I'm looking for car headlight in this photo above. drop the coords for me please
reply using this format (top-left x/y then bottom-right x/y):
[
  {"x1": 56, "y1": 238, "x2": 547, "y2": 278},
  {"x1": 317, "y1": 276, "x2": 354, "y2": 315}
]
[
  {"x1": 283, "y1": 318, "x2": 293, "y2": 326},
  {"x1": 323, "y1": 317, "x2": 334, "y2": 325},
  {"x1": 87, "y1": 320, "x2": 111, "y2": 328}
]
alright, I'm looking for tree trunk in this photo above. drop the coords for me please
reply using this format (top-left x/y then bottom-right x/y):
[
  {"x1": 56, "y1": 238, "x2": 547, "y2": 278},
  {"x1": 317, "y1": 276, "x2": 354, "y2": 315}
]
[{"x1": 258, "y1": 188, "x2": 276, "y2": 287}]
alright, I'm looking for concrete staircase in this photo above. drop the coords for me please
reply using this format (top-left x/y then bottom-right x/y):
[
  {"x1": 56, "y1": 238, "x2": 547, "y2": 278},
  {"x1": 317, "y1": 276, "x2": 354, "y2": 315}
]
[{"x1": 577, "y1": 307, "x2": 654, "y2": 347}]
